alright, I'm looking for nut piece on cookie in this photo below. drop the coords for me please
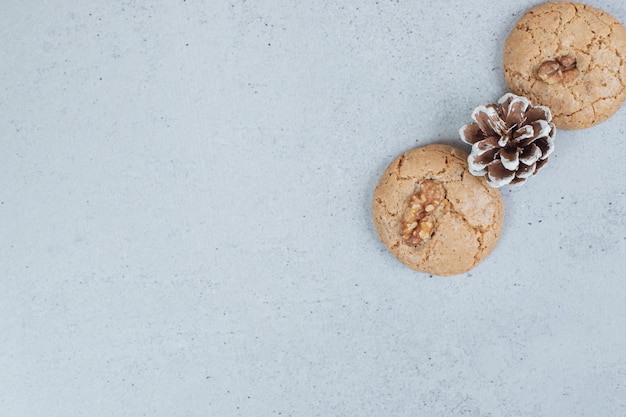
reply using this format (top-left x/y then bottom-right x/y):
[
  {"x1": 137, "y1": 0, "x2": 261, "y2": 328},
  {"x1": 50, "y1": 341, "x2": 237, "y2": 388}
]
[
  {"x1": 460, "y1": 93, "x2": 556, "y2": 188},
  {"x1": 503, "y1": 2, "x2": 626, "y2": 129},
  {"x1": 536, "y1": 54, "x2": 580, "y2": 85},
  {"x1": 401, "y1": 180, "x2": 446, "y2": 246},
  {"x1": 372, "y1": 144, "x2": 504, "y2": 276}
]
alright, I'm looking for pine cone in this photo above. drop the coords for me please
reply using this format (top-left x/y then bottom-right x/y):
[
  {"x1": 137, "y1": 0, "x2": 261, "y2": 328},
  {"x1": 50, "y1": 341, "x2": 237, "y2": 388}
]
[{"x1": 459, "y1": 93, "x2": 556, "y2": 187}]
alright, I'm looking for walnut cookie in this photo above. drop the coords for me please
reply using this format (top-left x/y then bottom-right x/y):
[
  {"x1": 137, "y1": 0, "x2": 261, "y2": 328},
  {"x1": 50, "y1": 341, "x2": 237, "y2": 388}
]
[
  {"x1": 372, "y1": 145, "x2": 504, "y2": 276},
  {"x1": 503, "y1": 2, "x2": 626, "y2": 129}
]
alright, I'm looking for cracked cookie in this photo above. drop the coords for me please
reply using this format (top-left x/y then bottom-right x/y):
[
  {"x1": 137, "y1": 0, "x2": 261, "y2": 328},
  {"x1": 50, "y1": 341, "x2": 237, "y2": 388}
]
[
  {"x1": 372, "y1": 144, "x2": 504, "y2": 276},
  {"x1": 503, "y1": 2, "x2": 626, "y2": 129}
]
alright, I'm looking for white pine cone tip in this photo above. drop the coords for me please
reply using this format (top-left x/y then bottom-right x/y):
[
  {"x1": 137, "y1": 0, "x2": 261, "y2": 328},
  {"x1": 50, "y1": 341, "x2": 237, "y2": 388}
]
[{"x1": 459, "y1": 93, "x2": 556, "y2": 188}]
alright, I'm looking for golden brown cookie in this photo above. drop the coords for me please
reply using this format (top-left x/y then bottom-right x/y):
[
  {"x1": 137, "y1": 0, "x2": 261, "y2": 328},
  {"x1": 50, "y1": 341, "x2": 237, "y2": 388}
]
[
  {"x1": 503, "y1": 2, "x2": 626, "y2": 129},
  {"x1": 372, "y1": 145, "x2": 504, "y2": 276}
]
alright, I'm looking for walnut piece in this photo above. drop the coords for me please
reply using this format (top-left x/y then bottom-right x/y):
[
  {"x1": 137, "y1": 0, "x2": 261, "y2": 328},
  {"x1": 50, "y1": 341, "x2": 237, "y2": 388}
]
[
  {"x1": 537, "y1": 54, "x2": 579, "y2": 85},
  {"x1": 401, "y1": 180, "x2": 446, "y2": 246}
]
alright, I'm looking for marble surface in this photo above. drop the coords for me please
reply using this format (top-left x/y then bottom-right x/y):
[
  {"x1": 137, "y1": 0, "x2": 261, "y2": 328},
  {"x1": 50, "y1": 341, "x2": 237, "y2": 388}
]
[{"x1": 1, "y1": 1, "x2": 626, "y2": 416}]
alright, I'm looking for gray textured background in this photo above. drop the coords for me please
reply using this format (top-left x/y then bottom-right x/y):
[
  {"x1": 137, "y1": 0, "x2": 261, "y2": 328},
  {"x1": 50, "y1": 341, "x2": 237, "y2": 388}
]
[{"x1": 1, "y1": 0, "x2": 626, "y2": 416}]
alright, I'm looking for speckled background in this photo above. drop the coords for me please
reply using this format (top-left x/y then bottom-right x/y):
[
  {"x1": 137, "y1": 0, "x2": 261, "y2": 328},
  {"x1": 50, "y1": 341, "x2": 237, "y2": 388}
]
[{"x1": 1, "y1": 1, "x2": 625, "y2": 416}]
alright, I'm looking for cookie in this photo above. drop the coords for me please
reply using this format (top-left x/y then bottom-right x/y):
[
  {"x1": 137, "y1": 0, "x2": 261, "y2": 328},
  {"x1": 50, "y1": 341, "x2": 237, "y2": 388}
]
[
  {"x1": 503, "y1": 2, "x2": 626, "y2": 129},
  {"x1": 372, "y1": 144, "x2": 504, "y2": 276}
]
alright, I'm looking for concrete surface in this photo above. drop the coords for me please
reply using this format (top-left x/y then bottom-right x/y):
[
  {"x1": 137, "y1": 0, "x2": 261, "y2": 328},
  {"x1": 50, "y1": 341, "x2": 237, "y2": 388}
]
[{"x1": 1, "y1": 0, "x2": 625, "y2": 416}]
